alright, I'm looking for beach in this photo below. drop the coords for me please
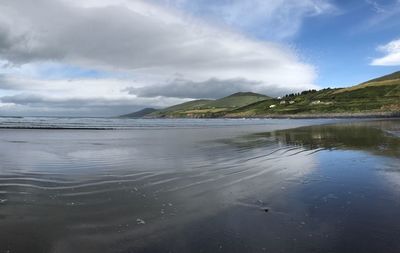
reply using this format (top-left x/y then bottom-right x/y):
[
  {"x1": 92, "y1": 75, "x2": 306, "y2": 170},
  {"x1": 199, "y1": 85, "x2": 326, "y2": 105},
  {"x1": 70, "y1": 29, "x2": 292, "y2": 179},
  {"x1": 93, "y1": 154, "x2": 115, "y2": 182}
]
[{"x1": 0, "y1": 118, "x2": 399, "y2": 253}]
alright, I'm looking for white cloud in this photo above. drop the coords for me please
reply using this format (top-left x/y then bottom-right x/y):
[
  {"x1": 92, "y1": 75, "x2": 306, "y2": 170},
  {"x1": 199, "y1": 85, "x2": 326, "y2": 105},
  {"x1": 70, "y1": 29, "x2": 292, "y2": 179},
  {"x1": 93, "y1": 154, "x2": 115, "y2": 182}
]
[
  {"x1": 0, "y1": 75, "x2": 190, "y2": 116},
  {"x1": 0, "y1": 0, "x2": 320, "y2": 116},
  {"x1": 371, "y1": 38, "x2": 400, "y2": 66}
]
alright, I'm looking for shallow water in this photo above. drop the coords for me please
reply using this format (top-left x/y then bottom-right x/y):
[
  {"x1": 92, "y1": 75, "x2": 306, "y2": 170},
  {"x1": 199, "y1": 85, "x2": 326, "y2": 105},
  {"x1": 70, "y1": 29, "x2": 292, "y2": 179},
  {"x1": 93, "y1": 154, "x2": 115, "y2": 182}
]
[{"x1": 0, "y1": 118, "x2": 399, "y2": 253}]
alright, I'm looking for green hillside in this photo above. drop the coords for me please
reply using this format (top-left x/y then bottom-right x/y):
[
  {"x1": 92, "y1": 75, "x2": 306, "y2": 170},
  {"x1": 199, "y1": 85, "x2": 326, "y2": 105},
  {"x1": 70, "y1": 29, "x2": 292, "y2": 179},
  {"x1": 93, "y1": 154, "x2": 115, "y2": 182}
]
[
  {"x1": 226, "y1": 71, "x2": 400, "y2": 118},
  {"x1": 120, "y1": 108, "x2": 157, "y2": 118},
  {"x1": 155, "y1": 99, "x2": 213, "y2": 113},
  {"x1": 206, "y1": 92, "x2": 269, "y2": 108},
  {"x1": 361, "y1": 70, "x2": 400, "y2": 84},
  {"x1": 149, "y1": 99, "x2": 213, "y2": 117},
  {"x1": 122, "y1": 71, "x2": 400, "y2": 118},
  {"x1": 149, "y1": 92, "x2": 270, "y2": 118}
]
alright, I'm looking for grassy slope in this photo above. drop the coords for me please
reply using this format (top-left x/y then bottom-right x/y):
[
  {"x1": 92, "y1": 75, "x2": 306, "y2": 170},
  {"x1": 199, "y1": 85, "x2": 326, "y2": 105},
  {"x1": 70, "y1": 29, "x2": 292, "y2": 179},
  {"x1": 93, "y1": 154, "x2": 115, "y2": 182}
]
[
  {"x1": 149, "y1": 92, "x2": 270, "y2": 118},
  {"x1": 120, "y1": 108, "x2": 157, "y2": 118},
  {"x1": 128, "y1": 71, "x2": 400, "y2": 118},
  {"x1": 360, "y1": 71, "x2": 400, "y2": 83},
  {"x1": 226, "y1": 72, "x2": 400, "y2": 117},
  {"x1": 149, "y1": 99, "x2": 213, "y2": 117},
  {"x1": 206, "y1": 92, "x2": 269, "y2": 108}
]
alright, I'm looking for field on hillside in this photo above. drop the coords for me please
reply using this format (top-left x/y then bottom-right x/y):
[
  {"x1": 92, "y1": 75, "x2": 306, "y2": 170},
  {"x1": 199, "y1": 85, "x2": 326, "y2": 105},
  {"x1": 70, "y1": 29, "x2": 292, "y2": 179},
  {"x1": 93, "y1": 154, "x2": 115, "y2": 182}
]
[
  {"x1": 149, "y1": 92, "x2": 270, "y2": 118},
  {"x1": 226, "y1": 80, "x2": 400, "y2": 117}
]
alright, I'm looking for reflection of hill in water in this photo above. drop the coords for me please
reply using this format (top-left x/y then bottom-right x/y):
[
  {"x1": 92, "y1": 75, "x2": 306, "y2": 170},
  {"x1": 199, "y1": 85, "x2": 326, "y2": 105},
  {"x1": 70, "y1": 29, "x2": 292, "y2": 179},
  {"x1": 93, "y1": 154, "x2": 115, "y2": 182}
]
[{"x1": 226, "y1": 120, "x2": 400, "y2": 159}]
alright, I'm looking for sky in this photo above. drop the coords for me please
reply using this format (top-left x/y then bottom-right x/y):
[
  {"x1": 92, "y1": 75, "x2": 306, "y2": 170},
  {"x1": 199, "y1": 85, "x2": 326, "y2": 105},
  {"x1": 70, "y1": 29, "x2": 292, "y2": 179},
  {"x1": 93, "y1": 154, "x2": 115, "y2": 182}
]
[{"x1": 0, "y1": 0, "x2": 399, "y2": 116}]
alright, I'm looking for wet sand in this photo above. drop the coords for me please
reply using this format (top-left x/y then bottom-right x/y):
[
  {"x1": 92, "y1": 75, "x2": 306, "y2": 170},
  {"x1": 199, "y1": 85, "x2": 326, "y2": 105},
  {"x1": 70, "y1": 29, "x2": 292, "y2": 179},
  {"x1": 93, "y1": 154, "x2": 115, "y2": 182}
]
[{"x1": 0, "y1": 119, "x2": 399, "y2": 253}]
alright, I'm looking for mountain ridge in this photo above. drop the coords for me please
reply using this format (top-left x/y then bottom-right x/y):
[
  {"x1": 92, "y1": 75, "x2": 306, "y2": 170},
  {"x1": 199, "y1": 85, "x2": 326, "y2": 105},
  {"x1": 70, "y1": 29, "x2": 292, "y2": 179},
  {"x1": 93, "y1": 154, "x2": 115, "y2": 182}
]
[
  {"x1": 146, "y1": 92, "x2": 270, "y2": 118},
  {"x1": 120, "y1": 108, "x2": 157, "y2": 118}
]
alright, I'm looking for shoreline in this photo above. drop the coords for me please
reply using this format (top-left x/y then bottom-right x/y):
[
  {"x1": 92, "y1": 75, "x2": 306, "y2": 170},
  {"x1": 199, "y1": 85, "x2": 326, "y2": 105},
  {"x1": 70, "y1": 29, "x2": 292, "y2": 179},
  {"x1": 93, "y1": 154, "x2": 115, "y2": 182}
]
[
  {"x1": 0, "y1": 115, "x2": 399, "y2": 130},
  {"x1": 144, "y1": 111, "x2": 400, "y2": 119},
  {"x1": 224, "y1": 111, "x2": 400, "y2": 119}
]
